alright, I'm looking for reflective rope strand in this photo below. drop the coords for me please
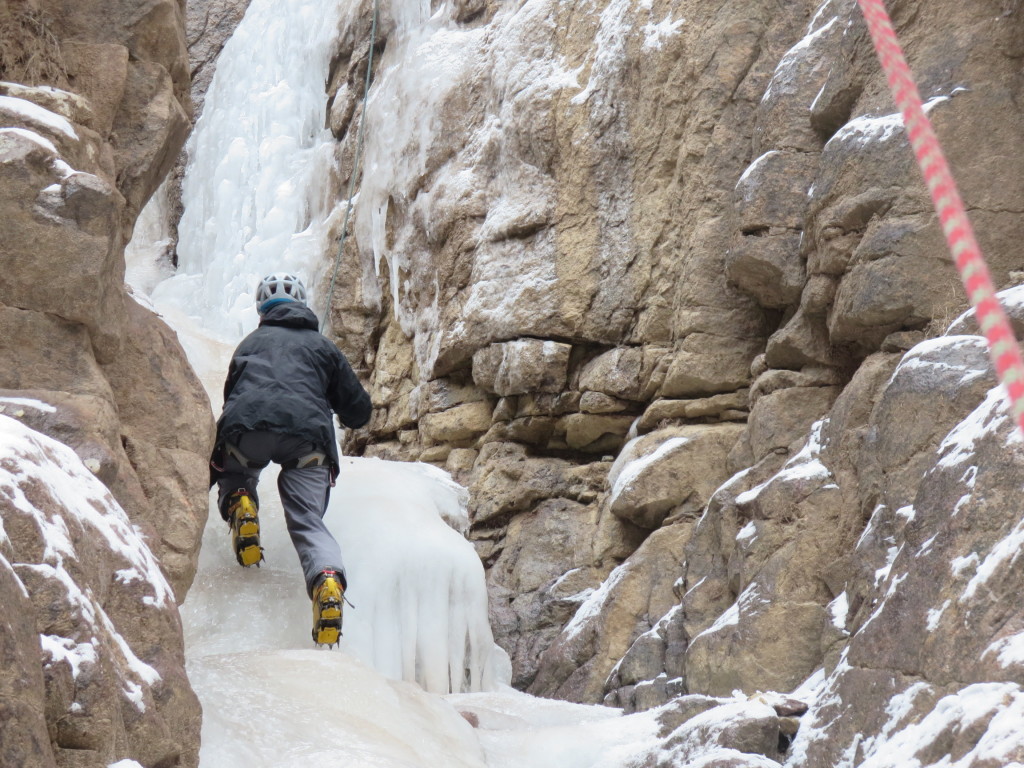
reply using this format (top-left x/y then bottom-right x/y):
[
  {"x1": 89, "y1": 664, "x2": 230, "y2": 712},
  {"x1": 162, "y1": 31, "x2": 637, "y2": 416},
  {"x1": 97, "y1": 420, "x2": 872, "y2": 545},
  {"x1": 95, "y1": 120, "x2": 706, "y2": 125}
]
[{"x1": 856, "y1": 0, "x2": 1024, "y2": 434}]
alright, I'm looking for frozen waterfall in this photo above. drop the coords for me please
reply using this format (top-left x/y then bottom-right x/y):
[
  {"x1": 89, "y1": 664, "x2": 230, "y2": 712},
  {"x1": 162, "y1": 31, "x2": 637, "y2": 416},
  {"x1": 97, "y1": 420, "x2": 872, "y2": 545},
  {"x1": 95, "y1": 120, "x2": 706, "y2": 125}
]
[{"x1": 125, "y1": 0, "x2": 675, "y2": 765}]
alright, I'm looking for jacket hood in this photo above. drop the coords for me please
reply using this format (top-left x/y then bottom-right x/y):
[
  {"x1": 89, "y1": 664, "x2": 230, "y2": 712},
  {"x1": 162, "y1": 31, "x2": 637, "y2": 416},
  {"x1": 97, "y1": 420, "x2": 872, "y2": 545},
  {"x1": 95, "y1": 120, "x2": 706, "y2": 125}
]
[{"x1": 259, "y1": 301, "x2": 320, "y2": 331}]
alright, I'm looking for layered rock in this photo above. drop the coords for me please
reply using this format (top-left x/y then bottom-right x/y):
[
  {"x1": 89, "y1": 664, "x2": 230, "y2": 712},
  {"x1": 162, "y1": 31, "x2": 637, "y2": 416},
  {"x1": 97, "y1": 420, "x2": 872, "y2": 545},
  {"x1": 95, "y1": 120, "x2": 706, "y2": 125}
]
[
  {"x1": 0, "y1": 81, "x2": 210, "y2": 601},
  {"x1": 327, "y1": 0, "x2": 817, "y2": 688},
  {"x1": 1, "y1": 3, "x2": 210, "y2": 765},
  {"x1": 0, "y1": 415, "x2": 200, "y2": 767},
  {"x1": 326, "y1": 0, "x2": 1024, "y2": 760}
]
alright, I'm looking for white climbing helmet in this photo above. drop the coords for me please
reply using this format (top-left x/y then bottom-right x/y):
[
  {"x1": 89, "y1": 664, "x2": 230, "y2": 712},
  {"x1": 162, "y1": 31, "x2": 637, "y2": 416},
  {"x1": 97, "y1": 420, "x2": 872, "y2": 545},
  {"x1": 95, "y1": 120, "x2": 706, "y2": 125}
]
[{"x1": 256, "y1": 272, "x2": 307, "y2": 310}]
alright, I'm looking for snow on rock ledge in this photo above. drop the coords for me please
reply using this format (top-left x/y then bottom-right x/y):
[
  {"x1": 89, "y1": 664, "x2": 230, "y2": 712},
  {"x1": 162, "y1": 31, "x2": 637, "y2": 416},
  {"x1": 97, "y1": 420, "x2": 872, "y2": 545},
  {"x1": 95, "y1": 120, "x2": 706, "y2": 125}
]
[{"x1": 0, "y1": 415, "x2": 200, "y2": 768}]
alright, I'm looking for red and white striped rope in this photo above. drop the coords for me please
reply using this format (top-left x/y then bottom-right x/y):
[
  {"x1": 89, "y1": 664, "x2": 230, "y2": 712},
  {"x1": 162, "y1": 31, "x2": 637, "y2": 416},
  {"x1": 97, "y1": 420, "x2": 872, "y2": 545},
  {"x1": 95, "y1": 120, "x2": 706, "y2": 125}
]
[{"x1": 856, "y1": 0, "x2": 1024, "y2": 433}]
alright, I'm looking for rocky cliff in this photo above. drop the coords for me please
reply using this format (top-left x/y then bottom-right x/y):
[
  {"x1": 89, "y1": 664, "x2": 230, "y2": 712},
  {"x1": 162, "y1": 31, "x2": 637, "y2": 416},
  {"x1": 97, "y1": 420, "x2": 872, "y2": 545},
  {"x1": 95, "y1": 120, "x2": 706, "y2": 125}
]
[
  {"x1": 327, "y1": 0, "x2": 1024, "y2": 764},
  {"x1": 0, "y1": 0, "x2": 211, "y2": 765}
]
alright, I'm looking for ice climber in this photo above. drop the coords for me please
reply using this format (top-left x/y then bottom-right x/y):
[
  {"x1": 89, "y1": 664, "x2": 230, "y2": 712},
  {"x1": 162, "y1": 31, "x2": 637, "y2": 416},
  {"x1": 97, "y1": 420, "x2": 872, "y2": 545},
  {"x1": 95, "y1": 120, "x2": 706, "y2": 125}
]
[{"x1": 209, "y1": 272, "x2": 372, "y2": 647}]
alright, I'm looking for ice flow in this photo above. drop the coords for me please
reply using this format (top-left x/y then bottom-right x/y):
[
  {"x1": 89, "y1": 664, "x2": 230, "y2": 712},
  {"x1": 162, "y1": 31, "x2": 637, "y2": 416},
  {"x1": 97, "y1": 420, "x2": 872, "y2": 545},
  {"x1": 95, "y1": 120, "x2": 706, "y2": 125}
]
[{"x1": 127, "y1": 0, "x2": 678, "y2": 764}]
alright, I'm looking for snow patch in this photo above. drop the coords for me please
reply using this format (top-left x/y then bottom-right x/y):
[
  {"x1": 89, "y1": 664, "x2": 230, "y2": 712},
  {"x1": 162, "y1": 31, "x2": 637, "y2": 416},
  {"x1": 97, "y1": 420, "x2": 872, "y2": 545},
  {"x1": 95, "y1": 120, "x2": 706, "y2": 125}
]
[
  {"x1": 858, "y1": 683, "x2": 1024, "y2": 768},
  {"x1": 936, "y1": 385, "x2": 1020, "y2": 470},
  {"x1": 951, "y1": 552, "x2": 980, "y2": 578},
  {"x1": 765, "y1": 16, "x2": 838, "y2": 105},
  {"x1": 961, "y1": 517, "x2": 1024, "y2": 602},
  {"x1": 562, "y1": 563, "x2": 629, "y2": 642},
  {"x1": 826, "y1": 94, "x2": 957, "y2": 150},
  {"x1": 0, "y1": 415, "x2": 170, "y2": 712},
  {"x1": 40, "y1": 634, "x2": 98, "y2": 679},
  {"x1": 736, "y1": 521, "x2": 758, "y2": 545},
  {"x1": 736, "y1": 420, "x2": 831, "y2": 505},
  {"x1": 642, "y1": 17, "x2": 685, "y2": 51},
  {"x1": 0, "y1": 396, "x2": 56, "y2": 414},
  {"x1": 0, "y1": 125, "x2": 58, "y2": 155},
  {"x1": 608, "y1": 436, "x2": 691, "y2": 507},
  {"x1": 926, "y1": 600, "x2": 951, "y2": 631},
  {"x1": 0, "y1": 95, "x2": 78, "y2": 140},
  {"x1": 983, "y1": 632, "x2": 1024, "y2": 669},
  {"x1": 828, "y1": 592, "x2": 849, "y2": 631}
]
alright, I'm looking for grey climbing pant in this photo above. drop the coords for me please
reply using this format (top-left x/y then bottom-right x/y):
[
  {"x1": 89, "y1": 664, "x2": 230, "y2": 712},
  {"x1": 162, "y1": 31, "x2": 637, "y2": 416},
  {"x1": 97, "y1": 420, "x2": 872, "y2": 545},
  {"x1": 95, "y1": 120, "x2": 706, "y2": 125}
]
[{"x1": 217, "y1": 430, "x2": 346, "y2": 596}]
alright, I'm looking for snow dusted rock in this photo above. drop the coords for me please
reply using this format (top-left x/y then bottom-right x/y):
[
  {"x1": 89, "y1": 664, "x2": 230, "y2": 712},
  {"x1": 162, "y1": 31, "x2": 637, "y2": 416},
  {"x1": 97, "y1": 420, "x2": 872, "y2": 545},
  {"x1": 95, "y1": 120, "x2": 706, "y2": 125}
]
[
  {"x1": 745, "y1": 384, "x2": 840, "y2": 461},
  {"x1": 530, "y1": 523, "x2": 691, "y2": 703},
  {"x1": 472, "y1": 339, "x2": 572, "y2": 396},
  {"x1": 0, "y1": 88, "x2": 213, "y2": 599},
  {"x1": 330, "y1": 6, "x2": 1024, "y2": 759},
  {"x1": 790, "y1": 377, "x2": 1024, "y2": 764},
  {"x1": 0, "y1": 99, "x2": 127, "y2": 358},
  {"x1": 0, "y1": 551, "x2": 54, "y2": 766},
  {"x1": 0, "y1": 416, "x2": 199, "y2": 767},
  {"x1": 948, "y1": 283, "x2": 1024, "y2": 340},
  {"x1": 638, "y1": 699, "x2": 783, "y2": 768},
  {"x1": 680, "y1": 355, "x2": 898, "y2": 698},
  {"x1": 608, "y1": 425, "x2": 745, "y2": 530},
  {"x1": 41, "y1": 0, "x2": 192, "y2": 219},
  {"x1": 484, "y1": 498, "x2": 607, "y2": 689}
]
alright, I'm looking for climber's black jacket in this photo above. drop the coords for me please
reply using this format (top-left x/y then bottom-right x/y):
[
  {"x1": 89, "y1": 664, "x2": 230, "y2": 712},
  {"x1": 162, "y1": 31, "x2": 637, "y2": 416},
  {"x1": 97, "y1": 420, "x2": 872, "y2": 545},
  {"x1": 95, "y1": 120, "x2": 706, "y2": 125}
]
[{"x1": 210, "y1": 302, "x2": 371, "y2": 485}]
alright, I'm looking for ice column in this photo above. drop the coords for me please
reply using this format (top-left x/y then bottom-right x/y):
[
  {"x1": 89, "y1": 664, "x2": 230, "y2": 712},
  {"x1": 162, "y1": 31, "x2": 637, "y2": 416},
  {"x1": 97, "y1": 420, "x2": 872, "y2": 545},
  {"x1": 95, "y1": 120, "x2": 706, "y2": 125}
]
[
  {"x1": 153, "y1": 0, "x2": 343, "y2": 340},
  {"x1": 142, "y1": 0, "x2": 506, "y2": 696}
]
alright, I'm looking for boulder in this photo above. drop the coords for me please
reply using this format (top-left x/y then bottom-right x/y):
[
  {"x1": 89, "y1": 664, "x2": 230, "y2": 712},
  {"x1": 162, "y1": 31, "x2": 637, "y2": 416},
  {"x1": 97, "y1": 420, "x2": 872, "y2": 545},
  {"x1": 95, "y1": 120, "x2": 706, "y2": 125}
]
[
  {"x1": 530, "y1": 523, "x2": 693, "y2": 703},
  {"x1": 578, "y1": 346, "x2": 671, "y2": 402},
  {"x1": 111, "y1": 58, "x2": 191, "y2": 218},
  {"x1": 638, "y1": 390, "x2": 751, "y2": 432},
  {"x1": 734, "y1": 150, "x2": 816, "y2": 232},
  {"x1": 61, "y1": 42, "x2": 130, "y2": 136},
  {"x1": 0, "y1": 121, "x2": 126, "y2": 359},
  {"x1": 746, "y1": 385, "x2": 841, "y2": 460},
  {"x1": 469, "y1": 442, "x2": 610, "y2": 525},
  {"x1": 0, "y1": 416, "x2": 200, "y2": 767},
  {"x1": 472, "y1": 338, "x2": 572, "y2": 396},
  {"x1": 726, "y1": 231, "x2": 805, "y2": 309},
  {"x1": 609, "y1": 425, "x2": 746, "y2": 529},
  {"x1": 661, "y1": 335, "x2": 764, "y2": 398},
  {"x1": 579, "y1": 391, "x2": 630, "y2": 414},
  {"x1": 561, "y1": 413, "x2": 635, "y2": 452},
  {"x1": 419, "y1": 400, "x2": 493, "y2": 443}
]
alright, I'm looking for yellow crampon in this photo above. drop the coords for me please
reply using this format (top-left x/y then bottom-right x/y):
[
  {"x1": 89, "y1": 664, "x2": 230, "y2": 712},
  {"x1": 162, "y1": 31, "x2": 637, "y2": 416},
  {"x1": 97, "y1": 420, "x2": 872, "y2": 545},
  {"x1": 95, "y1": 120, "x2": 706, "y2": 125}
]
[
  {"x1": 313, "y1": 571, "x2": 344, "y2": 648},
  {"x1": 228, "y1": 491, "x2": 263, "y2": 567}
]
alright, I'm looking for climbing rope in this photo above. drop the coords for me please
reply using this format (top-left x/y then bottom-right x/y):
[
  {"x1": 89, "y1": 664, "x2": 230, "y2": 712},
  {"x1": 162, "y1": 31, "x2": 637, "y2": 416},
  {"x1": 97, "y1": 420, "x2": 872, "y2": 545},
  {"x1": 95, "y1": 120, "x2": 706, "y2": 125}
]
[
  {"x1": 321, "y1": 0, "x2": 381, "y2": 333},
  {"x1": 856, "y1": 0, "x2": 1024, "y2": 435}
]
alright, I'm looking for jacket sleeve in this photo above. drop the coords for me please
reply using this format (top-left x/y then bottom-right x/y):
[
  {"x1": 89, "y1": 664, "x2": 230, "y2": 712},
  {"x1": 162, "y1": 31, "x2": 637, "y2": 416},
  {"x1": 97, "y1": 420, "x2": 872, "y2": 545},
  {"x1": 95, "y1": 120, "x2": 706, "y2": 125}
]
[
  {"x1": 223, "y1": 356, "x2": 241, "y2": 403},
  {"x1": 327, "y1": 350, "x2": 372, "y2": 429}
]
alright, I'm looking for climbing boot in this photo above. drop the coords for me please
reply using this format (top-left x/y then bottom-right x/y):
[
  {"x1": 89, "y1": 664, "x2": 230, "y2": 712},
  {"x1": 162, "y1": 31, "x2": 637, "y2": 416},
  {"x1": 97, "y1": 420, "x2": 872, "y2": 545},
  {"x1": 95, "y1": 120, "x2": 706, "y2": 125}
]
[
  {"x1": 312, "y1": 570, "x2": 344, "y2": 648},
  {"x1": 227, "y1": 489, "x2": 263, "y2": 567}
]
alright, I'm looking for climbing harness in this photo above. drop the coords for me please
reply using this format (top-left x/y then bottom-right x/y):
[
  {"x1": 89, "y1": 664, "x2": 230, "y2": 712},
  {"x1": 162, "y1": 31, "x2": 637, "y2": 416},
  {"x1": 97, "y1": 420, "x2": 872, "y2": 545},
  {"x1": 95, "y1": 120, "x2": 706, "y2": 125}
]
[
  {"x1": 856, "y1": 0, "x2": 1024, "y2": 435},
  {"x1": 321, "y1": 0, "x2": 381, "y2": 333}
]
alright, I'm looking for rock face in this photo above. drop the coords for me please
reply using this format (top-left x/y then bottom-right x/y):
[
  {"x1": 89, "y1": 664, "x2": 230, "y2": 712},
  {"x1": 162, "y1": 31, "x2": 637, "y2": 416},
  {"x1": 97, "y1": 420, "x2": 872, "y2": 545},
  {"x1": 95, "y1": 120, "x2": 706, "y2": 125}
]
[
  {"x1": 185, "y1": 0, "x2": 254, "y2": 116},
  {"x1": 0, "y1": 416, "x2": 200, "y2": 768},
  {"x1": 1, "y1": 2, "x2": 210, "y2": 766},
  {"x1": 327, "y1": 0, "x2": 1024, "y2": 760}
]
